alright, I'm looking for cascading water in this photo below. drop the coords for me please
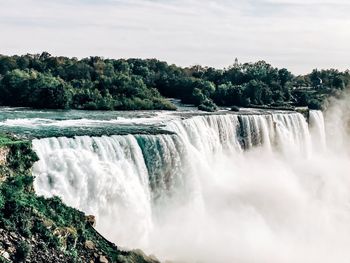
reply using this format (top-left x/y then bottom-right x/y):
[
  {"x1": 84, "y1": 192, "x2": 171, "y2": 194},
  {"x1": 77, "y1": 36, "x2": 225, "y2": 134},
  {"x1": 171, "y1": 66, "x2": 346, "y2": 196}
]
[
  {"x1": 309, "y1": 110, "x2": 327, "y2": 151},
  {"x1": 33, "y1": 135, "x2": 153, "y2": 247},
  {"x1": 31, "y1": 110, "x2": 350, "y2": 263}
]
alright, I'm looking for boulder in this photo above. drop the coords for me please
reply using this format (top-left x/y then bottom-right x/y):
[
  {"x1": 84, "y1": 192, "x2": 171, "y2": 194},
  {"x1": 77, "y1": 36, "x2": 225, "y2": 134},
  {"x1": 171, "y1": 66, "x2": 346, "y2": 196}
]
[
  {"x1": 99, "y1": 255, "x2": 109, "y2": 263},
  {"x1": 230, "y1": 106, "x2": 240, "y2": 112},
  {"x1": 0, "y1": 147, "x2": 9, "y2": 166},
  {"x1": 84, "y1": 240, "x2": 95, "y2": 250},
  {"x1": 1, "y1": 251, "x2": 10, "y2": 260},
  {"x1": 86, "y1": 215, "x2": 96, "y2": 227}
]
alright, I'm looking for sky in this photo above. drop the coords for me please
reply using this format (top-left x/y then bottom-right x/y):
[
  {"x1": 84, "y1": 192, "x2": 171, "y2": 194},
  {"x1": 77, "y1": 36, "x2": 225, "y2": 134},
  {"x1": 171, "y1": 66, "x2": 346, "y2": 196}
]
[{"x1": 0, "y1": 0, "x2": 350, "y2": 74}]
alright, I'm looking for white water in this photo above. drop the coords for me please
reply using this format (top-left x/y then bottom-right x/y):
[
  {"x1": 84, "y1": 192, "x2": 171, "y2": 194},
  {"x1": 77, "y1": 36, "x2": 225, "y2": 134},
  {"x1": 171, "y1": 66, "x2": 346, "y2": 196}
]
[
  {"x1": 0, "y1": 113, "x2": 173, "y2": 127},
  {"x1": 32, "y1": 109, "x2": 350, "y2": 263},
  {"x1": 309, "y1": 110, "x2": 327, "y2": 151}
]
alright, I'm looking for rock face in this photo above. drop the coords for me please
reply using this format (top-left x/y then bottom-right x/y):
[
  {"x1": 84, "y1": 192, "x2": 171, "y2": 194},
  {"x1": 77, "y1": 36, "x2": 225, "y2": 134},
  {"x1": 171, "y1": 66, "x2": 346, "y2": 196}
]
[
  {"x1": 0, "y1": 227, "x2": 73, "y2": 263},
  {"x1": 0, "y1": 137, "x2": 160, "y2": 263},
  {"x1": 99, "y1": 255, "x2": 109, "y2": 263},
  {"x1": 86, "y1": 215, "x2": 97, "y2": 227},
  {"x1": 85, "y1": 240, "x2": 95, "y2": 250},
  {"x1": 0, "y1": 147, "x2": 9, "y2": 166},
  {"x1": 0, "y1": 146, "x2": 10, "y2": 184}
]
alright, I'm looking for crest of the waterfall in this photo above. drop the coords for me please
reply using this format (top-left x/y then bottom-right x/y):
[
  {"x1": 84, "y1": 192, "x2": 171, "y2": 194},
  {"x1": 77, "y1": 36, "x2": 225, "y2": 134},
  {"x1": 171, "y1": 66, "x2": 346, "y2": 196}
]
[
  {"x1": 166, "y1": 112, "x2": 312, "y2": 158},
  {"x1": 272, "y1": 113, "x2": 312, "y2": 157},
  {"x1": 166, "y1": 115, "x2": 242, "y2": 156}
]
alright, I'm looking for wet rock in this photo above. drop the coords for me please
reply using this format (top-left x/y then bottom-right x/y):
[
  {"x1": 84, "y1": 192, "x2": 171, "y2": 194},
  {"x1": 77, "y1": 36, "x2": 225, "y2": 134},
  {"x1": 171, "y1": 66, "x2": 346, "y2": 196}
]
[
  {"x1": 1, "y1": 251, "x2": 10, "y2": 260},
  {"x1": 9, "y1": 232, "x2": 17, "y2": 239},
  {"x1": 86, "y1": 215, "x2": 96, "y2": 227},
  {"x1": 231, "y1": 106, "x2": 240, "y2": 112},
  {"x1": 43, "y1": 219, "x2": 54, "y2": 229},
  {"x1": 84, "y1": 240, "x2": 95, "y2": 250},
  {"x1": 130, "y1": 249, "x2": 160, "y2": 263},
  {"x1": 4, "y1": 240, "x2": 12, "y2": 248},
  {"x1": 99, "y1": 255, "x2": 109, "y2": 263},
  {"x1": 8, "y1": 246, "x2": 16, "y2": 254}
]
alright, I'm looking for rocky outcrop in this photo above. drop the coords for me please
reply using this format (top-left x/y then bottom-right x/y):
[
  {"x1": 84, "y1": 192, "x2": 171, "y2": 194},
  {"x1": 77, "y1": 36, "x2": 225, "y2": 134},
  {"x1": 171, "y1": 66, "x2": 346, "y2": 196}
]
[
  {"x1": 0, "y1": 147, "x2": 10, "y2": 184},
  {"x1": 295, "y1": 107, "x2": 310, "y2": 121},
  {"x1": 0, "y1": 147, "x2": 9, "y2": 166},
  {"x1": 86, "y1": 215, "x2": 97, "y2": 227},
  {"x1": 0, "y1": 228, "x2": 74, "y2": 263}
]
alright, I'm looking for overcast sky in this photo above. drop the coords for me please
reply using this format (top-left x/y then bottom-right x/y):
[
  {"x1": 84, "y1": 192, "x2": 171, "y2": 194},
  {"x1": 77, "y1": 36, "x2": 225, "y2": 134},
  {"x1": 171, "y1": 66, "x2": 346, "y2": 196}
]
[{"x1": 0, "y1": 0, "x2": 349, "y2": 74}]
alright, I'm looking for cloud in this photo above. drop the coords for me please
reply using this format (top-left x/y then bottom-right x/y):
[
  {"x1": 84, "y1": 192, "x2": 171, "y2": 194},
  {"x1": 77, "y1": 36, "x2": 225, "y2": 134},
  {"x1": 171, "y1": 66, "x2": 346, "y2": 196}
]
[{"x1": 0, "y1": 0, "x2": 349, "y2": 74}]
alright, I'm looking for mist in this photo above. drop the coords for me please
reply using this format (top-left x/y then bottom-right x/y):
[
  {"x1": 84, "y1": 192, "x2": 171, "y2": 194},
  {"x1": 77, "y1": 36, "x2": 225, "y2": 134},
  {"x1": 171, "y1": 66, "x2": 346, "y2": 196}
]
[
  {"x1": 144, "y1": 107, "x2": 350, "y2": 262},
  {"x1": 32, "y1": 101, "x2": 350, "y2": 263}
]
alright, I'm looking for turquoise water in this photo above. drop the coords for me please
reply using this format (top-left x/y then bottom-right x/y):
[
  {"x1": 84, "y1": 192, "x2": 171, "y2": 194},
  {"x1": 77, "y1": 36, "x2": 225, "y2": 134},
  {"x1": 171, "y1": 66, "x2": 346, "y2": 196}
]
[
  {"x1": 0, "y1": 107, "x2": 178, "y2": 138},
  {"x1": 0, "y1": 106, "x2": 296, "y2": 139}
]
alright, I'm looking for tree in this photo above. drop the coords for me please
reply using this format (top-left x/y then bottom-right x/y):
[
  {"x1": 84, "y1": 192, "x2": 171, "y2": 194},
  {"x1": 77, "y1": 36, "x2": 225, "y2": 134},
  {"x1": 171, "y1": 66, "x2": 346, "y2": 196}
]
[
  {"x1": 0, "y1": 53, "x2": 345, "y2": 111},
  {"x1": 0, "y1": 69, "x2": 33, "y2": 106}
]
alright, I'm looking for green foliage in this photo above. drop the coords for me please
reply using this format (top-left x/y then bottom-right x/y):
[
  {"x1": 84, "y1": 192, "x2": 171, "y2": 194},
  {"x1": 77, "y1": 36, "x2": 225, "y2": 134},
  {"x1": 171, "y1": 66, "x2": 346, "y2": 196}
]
[
  {"x1": 0, "y1": 192, "x2": 4, "y2": 210},
  {"x1": 1, "y1": 174, "x2": 92, "y2": 259},
  {"x1": 0, "y1": 54, "x2": 176, "y2": 111},
  {"x1": 308, "y1": 99, "x2": 323, "y2": 110},
  {"x1": 0, "y1": 69, "x2": 72, "y2": 109},
  {"x1": 230, "y1": 106, "x2": 240, "y2": 112},
  {"x1": 0, "y1": 134, "x2": 26, "y2": 147},
  {"x1": 0, "y1": 141, "x2": 118, "y2": 261},
  {"x1": 7, "y1": 143, "x2": 39, "y2": 172},
  {"x1": 0, "y1": 136, "x2": 13, "y2": 147},
  {"x1": 198, "y1": 99, "x2": 218, "y2": 112},
  {"x1": 0, "y1": 53, "x2": 348, "y2": 111},
  {"x1": 15, "y1": 241, "x2": 31, "y2": 262}
]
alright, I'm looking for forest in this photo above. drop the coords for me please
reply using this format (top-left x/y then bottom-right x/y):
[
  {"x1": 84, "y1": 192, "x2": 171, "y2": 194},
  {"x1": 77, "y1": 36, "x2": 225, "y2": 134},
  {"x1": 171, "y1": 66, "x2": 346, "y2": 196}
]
[{"x1": 0, "y1": 52, "x2": 349, "y2": 111}]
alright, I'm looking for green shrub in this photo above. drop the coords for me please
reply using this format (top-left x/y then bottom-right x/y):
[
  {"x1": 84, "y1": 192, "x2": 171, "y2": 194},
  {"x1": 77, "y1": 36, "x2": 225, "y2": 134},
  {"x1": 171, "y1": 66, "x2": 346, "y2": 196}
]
[
  {"x1": 15, "y1": 241, "x2": 31, "y2": 262},
  {"x1": 308, "y1": 99, "x2": 323, "y2": 110},
  {"x1": 198, "y1": 99, "x2": 218, "y2": 112},
  {"x1": 0, "y1": 193, "x2": 4, "y2": 210},
  {"x1": 231, "y1": 106, "x2": 240, "y2": 112}
]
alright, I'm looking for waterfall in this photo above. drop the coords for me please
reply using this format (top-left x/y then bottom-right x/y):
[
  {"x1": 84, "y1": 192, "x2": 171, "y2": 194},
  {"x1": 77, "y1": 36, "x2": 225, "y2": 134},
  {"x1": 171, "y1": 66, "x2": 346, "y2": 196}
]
[
  {"x1": 32, "y1": 110, "x2": 350, "y2": 263},
  {"x1": 166, "y1": 112, "x2": 312, "y2": 156},
  {"x1": 33, "y1": 135, "x2": 153, "y2": 247},
  {"x1": 309, "y1": 110, "x2": 327, "y2": 151}
]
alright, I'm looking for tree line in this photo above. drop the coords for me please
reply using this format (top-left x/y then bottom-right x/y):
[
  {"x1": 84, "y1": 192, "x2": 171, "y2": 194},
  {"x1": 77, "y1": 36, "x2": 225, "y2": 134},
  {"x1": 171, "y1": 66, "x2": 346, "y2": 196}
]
[{"x1": 0, "y1": 52, "x2": 349, "y2": 111}]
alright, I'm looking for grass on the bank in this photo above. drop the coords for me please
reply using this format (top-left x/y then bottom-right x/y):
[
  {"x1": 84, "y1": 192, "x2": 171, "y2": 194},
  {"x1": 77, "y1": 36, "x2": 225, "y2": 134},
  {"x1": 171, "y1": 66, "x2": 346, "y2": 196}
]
[{"x1": 0, "y1": 134, "x2": 26, "y2": 147}]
